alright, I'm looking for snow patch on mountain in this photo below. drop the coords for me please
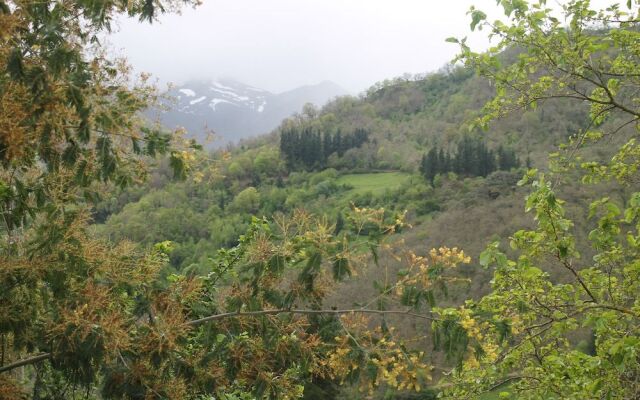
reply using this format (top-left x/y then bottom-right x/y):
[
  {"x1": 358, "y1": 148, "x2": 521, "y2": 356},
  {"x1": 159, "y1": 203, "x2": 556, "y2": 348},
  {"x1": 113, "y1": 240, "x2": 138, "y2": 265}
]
[
  {"x1": 211, "y1": 81, "x2": 235, "y2": 92},
  {"x1": 210, "y1": 87, "x2": 251, "y2": 102},
  {"x1": 154, "y1": 79, "x2": 348, "y2": 147},
  {"x1": 209, "y1": 98, "x2": 233, "y2": 111},
  {"x1": 179, "y1": 89, "x2": 196, "y2": 97},
  {"x1": 190, "y1": 96, "x2": 206, "y2": 105}
]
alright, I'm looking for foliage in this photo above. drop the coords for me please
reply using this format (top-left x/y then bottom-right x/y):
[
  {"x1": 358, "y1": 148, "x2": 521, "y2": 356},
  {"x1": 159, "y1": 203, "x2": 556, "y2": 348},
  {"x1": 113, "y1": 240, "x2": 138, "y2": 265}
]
[
  {"x1": 419, "y1": 136, "x2": 519, "y2": 183},
  {"x1": 6, "y1": 0, "x2": 640, "y2": 398},
  {"x1": 0, "y1": 0, "x2": 200, "y2": 224},
  {"x1": 231, "y1": 187, "x2": 261, "y2": 213},
  {"x1": 97, "y1": 167, "x2": 434, "y2": 272},
  {"x1": 335, "y1": 172, "x2": 412, "y2": 195},
  {"x1": 436, "y1": 1, "x2": 640, "y2": 398},
  {"x1": 280, "y1": 126, "x2": 369, "y2": 171},
  {"x1": 2, "y1": 196, "x2": 474, "y2": 399},
  {"x1": 0, "y1": 3, "x2": 482, "y2": 394}
]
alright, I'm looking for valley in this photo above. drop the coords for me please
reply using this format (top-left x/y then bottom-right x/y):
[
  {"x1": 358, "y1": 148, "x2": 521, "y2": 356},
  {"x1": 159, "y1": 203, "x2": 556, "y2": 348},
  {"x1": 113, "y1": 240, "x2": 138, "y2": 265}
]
[
  {"x1": 93, "y1": 65, "x2": 602, "y2": 398},
  {"x1": 2, "y1": 1, "x2": 639, "y2": 399}
]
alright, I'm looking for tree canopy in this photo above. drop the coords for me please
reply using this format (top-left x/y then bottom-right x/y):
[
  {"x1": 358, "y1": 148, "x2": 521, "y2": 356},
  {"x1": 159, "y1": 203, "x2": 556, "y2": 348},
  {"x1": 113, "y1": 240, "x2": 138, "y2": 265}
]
[
  {"x1": 438, "y1": 1, "x2": 640, "y2": 398},
  {"x1": 3, "y1": 0, "x2": 640, "y2": 399}
]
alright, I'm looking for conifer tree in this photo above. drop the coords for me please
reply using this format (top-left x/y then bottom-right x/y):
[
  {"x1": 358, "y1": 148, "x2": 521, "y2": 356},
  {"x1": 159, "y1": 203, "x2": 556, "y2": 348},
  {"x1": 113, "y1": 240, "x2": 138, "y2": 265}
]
[
  {"x1": 335, "y1": 129, "x2": 344, "y2": 156},
  {"x1": 279, "y1": 127, "x2": 369, "y2": 171},
  {"x1": 438, "y1": 148, "x2": 448, "y2": 175},
  {"x1": 323, "y1": 130, "x2": 333, "y2": 161},
  {"x1": 422, "y1": 147, "x2": 439, "y2": 183}
]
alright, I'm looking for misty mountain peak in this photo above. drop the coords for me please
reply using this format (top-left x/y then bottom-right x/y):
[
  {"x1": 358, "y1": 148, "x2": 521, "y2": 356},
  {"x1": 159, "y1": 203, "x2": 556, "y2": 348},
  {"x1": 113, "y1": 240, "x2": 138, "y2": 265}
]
[{"x1": 155, "y1": 79, "x2": 347, "y2": 146}]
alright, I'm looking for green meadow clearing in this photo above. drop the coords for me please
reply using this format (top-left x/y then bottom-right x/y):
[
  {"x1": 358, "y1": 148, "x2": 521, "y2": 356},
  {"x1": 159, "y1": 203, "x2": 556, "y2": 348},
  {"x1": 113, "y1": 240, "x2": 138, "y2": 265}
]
[{"x1": 335, "y1": 172, "x2": 412, "y2": 195}]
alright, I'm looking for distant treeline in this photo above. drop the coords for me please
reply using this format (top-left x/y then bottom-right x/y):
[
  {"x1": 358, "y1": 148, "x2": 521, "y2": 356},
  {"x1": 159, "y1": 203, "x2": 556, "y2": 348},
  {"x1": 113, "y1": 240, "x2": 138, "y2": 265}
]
[
  {"x1": 420, "y1": 136, "x2": 519, "y2": 182},
  {"x1": 280, "y1": 127, "x2": 369, "y2": 170}
]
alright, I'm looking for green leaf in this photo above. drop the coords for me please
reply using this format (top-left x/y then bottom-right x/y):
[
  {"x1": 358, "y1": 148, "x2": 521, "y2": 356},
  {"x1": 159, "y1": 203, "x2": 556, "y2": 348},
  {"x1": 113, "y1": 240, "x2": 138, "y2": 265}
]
[
  {"x1": 131, "y1": 137, "x2": 141, "y2": 154},
  {"x1": 268, "y1": 254, "x2": 286, "y2": 274},
  {"x1": 332, "y1": 257, "x2": 350, "y2": 281},
  {"x1": 169, "y1": 152, "x2": 187, "y2": 180},
  {"x1": 470, "y1": 9, "x2": 487, "y2": 31},
  {"x1": 306, "y1": 251, "x2": 322, "y2": 273},
  {"x1": 7, "y1": 48, "x2": 24, "y2": 80},
  {"x1": 479, "y1": 249, "x2": 493, "y2": 268},
  {"x1": 369, "y1": 244, "x2": 379, "y2": 267}
]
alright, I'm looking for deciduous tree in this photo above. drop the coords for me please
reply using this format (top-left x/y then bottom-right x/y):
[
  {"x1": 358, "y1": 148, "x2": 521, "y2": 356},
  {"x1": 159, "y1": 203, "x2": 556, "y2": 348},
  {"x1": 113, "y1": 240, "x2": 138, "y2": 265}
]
[{"x1": 438, "y1": 1, "x2": 640, "y2": 398}]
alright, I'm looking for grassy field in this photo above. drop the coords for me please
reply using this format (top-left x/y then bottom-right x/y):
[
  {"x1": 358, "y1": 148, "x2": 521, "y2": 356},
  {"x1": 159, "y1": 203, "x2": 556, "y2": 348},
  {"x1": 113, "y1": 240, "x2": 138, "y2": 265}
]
[{"x1": 335, "y1": 172, "x2": 412, "y2": 195}]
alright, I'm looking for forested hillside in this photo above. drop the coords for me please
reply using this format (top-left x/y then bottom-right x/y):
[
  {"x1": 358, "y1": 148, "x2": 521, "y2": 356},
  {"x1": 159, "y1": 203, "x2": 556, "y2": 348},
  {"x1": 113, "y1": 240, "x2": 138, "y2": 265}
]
[
  {"x1": 2, "y1": 1, "x2": 640, "y2": 399},
  {"x1": 94, "y1": 62, "x2": 589, "y2": 276},
  {"x1": 90, "y1": 32, "x2": 623, "y2": 398}
]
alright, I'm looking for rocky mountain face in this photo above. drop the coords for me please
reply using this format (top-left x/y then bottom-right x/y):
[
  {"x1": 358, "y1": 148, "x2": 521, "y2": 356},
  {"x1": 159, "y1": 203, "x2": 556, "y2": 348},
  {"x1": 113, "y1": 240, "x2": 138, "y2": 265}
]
[{"x1": 150, "y1": 79, "x2": 348, "y2": 147}]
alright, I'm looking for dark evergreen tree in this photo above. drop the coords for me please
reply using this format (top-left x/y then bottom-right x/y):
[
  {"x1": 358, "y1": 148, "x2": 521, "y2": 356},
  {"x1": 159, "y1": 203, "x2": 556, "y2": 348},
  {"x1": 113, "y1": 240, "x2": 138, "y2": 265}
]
[
  {"x1": 422, "y1": 148, "x2": 439, "y2": 183},
  {"x1": 323, "y1": 131, "x2": 333, "y2": 161},
  {"x1": 420, "y1": 153, "x2": 428, "y2": 177},
  {"x1": 335, "y1": 129, "x2": 344, "y2": 156},
  {"x1": 280, "y1": 127, "x2": 369, "y2": 171},
  {"x1": 334, "y1": 212, "x2": 345, "y2": 235},
  {"x1": 421, "y1": 137, "x2": 518, "y2": 182},
  {"x1": 497, "y1": 145, "x2": 520, "y2": 171},
  {"x1": 438, "y1": 148, "x2": 448, "y2": 175}
]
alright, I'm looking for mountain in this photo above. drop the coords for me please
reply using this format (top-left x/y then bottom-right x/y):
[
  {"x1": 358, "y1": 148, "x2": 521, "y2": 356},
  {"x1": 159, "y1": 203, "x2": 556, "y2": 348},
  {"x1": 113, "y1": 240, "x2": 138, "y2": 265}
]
[
  {"x1": 99, "y1": 65, "x2": 613, "y2": 273},
  {"x1": 96, "y1": 65, "x2": 625, "y2": 396},
  {"x1": 150, "y1": 79, "x2": 348, "y2": 147}
]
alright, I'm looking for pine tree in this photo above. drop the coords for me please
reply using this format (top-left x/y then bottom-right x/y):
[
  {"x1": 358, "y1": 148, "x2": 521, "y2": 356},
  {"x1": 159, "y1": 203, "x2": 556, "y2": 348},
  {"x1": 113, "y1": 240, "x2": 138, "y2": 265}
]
[
  {"x1": 335, "y1": 129, "x2": 344, "y2": 156},
  {"x1": 423, "y1": 147, "x2": 439, "y2": 183},
  {"x1": 420, "y1": 153, "x2": 428, "y2": 177},
  {"x1": 438, "y1": 148, "x2": 448, "y2": 175},
  {"x1": 323, "y1": 131, "x2": 333, "y2": 161}
]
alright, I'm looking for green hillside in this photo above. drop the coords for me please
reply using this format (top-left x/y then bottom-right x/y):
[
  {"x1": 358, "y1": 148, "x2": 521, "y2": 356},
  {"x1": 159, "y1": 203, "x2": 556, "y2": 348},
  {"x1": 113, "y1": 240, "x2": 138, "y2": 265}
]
[
  {"x1": 83, "y1": 22, "x2": 640, "y2": 395},
  {"x1": 94, "y1": 62, "x2": 594, "y2": 276},
  {"x1": 3, "y1": 1, "x2": 640, "y2": 399},
  {"x1": 88, "y1": 61, "x2": 601, "y2": 400}
]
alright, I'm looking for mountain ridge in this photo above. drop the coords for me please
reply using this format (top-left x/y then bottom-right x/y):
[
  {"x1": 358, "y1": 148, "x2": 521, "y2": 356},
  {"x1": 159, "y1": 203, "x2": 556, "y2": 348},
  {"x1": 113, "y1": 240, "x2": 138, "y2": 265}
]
[{"x1": 150, "y1": 78, "x2": 348, "y2": 147}]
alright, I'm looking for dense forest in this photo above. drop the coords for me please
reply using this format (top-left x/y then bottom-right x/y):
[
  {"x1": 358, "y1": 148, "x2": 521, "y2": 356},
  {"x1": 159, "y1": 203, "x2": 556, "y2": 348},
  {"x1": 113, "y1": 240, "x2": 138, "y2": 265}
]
[
  {"x1": 419, "y1": 136, "x2": 520, "y2": 182},
  {"x1": 2, "y1": 1, "x2": 640, "y2": 400},
  {"x1": 280, "y1": 127, "x2": 370, "y2": 170}
]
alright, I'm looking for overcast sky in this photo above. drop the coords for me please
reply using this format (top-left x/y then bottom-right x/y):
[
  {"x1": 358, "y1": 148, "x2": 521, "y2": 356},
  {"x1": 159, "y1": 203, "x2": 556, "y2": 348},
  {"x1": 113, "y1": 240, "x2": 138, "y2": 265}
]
[{"x1": 106, "y1": 1, "x2": 507, "y2": 93}]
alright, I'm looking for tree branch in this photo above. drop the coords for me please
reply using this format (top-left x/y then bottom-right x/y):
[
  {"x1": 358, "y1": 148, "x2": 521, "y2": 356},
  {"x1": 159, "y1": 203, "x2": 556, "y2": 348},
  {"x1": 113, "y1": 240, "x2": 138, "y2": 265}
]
[
  {"x1": 187, "y1": 308, "x2": 440, "y2": 327},
  {"x1": 0, "y1": 353, "x2": 51, "y2": 374},
  {"x1": 1, "y1": 308, "x2": 439, "y2": 373}
]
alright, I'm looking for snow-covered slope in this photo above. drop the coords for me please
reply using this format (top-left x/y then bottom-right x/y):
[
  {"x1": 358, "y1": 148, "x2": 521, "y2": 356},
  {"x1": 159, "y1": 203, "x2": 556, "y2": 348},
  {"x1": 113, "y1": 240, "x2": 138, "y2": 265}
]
[{"x1": 151, "y1": 79, "x2": 347, "y2": 147}]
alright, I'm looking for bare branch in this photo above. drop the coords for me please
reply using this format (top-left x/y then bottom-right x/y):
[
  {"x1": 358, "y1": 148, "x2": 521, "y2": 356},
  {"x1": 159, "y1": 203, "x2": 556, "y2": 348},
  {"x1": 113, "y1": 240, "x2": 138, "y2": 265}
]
[{"x1": 0, "y1": 353, "x2": 51, "y2": 374}]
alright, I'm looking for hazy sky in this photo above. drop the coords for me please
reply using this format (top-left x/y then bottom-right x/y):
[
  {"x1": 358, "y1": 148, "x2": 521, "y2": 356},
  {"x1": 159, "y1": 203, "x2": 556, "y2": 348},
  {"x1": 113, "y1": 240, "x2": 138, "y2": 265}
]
[{"x1": 107, "y1": 1, "x2": 505, "y2": 93}]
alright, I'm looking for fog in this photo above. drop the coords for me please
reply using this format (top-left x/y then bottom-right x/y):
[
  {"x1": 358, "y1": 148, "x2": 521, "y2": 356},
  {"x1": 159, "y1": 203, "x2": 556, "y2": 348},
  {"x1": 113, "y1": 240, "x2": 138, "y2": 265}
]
[{"x1": 107, "y1": 1, "x2": 504, "y2": 93}]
